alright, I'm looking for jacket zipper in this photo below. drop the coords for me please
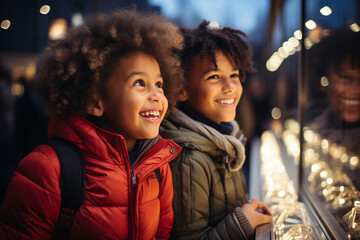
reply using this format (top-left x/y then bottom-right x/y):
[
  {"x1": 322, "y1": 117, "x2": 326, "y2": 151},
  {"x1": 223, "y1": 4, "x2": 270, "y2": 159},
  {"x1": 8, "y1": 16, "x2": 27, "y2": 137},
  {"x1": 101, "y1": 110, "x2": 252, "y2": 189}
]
[
  {"x1": 131, "y1": 169, "x2": 138, "y2": 240},
  {"x1": 131, "y1": 169, "x2": 137, "y2": 187},
  {"x1": 128, "y1": 140, "x2": 180, "y2": 239}
]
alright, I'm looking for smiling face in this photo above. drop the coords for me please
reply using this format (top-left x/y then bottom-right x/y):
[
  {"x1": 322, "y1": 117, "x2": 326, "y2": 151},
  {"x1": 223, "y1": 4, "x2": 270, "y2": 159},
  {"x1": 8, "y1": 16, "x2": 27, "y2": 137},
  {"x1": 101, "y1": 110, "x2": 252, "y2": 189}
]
[
  {"x1": 98, "y1": 52, "x2": 168, "y2": 150},
  {"x1": 328, "y1": 57, "x2": 360, "y2": 123},
  {"x1": 185, "y1": 50, "x2": 243, "y2": 123}
]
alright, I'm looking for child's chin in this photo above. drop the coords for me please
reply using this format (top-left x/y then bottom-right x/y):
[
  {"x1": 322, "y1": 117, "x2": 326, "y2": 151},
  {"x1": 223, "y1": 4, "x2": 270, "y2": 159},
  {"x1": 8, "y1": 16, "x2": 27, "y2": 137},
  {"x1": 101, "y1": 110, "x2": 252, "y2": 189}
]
[
  {"x1": 142, "y1": 132, "x2": 159, "y2": 139},
  {"x1": 218, "y1": 116, "x2": 236, "y2": 123}
]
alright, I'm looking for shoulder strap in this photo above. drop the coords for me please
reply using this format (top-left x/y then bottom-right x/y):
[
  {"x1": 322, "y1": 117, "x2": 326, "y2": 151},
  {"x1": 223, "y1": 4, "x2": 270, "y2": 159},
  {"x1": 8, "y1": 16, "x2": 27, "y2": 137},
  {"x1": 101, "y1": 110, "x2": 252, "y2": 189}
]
[
  {"x1": 155, "y1": 168, "x2": 161, "y2": 185},
  {"x1": 48, "y1": 138, "x2": 85, "y2": 240}
]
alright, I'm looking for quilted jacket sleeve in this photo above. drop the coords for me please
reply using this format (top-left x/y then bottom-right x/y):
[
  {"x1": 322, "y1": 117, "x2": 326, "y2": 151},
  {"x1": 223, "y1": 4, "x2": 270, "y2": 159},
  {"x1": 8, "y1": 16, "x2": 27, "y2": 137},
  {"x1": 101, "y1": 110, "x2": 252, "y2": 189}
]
[
  {"x1": 156, "y1": 163, "x2": 174, "y2": 239},
  {"x1": 0, "y1": 145, "x2": 61, "y2": 240},
  {"x1": 170, "y1": 149, "x2": 251, "y2": 240}
]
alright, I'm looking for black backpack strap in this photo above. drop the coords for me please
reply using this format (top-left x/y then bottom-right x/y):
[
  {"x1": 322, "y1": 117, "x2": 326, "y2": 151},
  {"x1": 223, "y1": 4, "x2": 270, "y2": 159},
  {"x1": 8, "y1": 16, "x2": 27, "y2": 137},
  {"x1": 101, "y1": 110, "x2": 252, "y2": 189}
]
[
  {"x1": 48, "y1": 138, "x2": 85, "y2": 240},
  {"x1": 155, "y1": 168, "x2": 161, "y2": 186}
]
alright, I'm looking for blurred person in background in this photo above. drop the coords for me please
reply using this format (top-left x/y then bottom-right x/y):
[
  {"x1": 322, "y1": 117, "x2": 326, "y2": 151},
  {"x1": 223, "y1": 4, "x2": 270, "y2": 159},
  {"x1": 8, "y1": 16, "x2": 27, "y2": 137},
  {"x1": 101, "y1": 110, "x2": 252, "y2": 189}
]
[
  {"x1": 0, "y1": 61, "x2": 16, "y2": 203},
  {"x1": 307, "y1": 28, "x2": 360, "y2": 155}
]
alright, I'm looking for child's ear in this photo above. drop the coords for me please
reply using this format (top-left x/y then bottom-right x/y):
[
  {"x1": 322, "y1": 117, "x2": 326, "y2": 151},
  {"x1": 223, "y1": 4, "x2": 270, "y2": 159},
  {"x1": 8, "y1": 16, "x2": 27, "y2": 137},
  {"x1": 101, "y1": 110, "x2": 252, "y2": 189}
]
[
  {"x1": 178, "y1": 88, "x2": 188, "y2": 102},
  {"x1": 86, "y1": 97, "x2": 104, "y2": 117}
]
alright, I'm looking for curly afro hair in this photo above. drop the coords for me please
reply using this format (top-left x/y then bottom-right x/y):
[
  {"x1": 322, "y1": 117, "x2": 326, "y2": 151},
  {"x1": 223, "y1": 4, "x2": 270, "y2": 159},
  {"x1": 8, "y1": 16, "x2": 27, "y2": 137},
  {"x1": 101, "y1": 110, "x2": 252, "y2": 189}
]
[
  {"x1": 35, "y1": 9, "x2": 184, "y2": 115},
  {"x1": 180, "y1": 20, "x2": 255, "y2": 83}
]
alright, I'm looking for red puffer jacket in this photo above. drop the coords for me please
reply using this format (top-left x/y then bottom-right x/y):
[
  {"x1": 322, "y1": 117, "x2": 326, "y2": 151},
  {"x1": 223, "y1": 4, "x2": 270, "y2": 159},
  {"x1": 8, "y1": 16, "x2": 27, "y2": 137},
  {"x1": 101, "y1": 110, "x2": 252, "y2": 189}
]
[{"x1": 0, "y1": 115, "x2": 181, "y2": 240}]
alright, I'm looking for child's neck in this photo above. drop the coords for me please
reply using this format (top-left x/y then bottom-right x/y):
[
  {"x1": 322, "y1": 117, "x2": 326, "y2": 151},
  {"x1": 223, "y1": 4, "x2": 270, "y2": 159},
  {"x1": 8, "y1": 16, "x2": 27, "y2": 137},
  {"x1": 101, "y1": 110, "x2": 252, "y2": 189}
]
[
  {"x1": 84, "y1": 114, "x2": 138, "y2": 151},
  {"x1": 178, "y1": 102, "x2": 234, "y2": 135},
  {"x1": 125, "y1": 139, "x2": 137, "y2": 151}
]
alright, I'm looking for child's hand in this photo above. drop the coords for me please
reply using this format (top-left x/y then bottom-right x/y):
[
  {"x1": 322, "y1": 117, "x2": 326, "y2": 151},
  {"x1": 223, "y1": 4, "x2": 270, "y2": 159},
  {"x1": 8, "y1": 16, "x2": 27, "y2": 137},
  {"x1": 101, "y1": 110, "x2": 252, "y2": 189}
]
[{"x1": 241, "y1": 198, "x2": 273, "y2": 228}]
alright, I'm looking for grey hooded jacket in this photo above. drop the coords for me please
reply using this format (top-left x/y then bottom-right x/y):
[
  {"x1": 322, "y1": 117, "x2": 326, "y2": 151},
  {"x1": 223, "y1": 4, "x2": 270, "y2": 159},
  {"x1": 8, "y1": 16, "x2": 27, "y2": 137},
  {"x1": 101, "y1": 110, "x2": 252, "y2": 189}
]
[{"x1": 160, "y1": 109, "x2": 254, "y2": 240}]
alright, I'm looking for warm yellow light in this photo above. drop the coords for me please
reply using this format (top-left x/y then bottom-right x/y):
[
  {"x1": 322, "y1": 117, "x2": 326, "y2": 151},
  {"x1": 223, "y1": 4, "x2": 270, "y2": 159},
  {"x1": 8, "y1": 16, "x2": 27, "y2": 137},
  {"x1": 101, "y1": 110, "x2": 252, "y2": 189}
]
[
  {"x1": 278, "y1": 47, "x2": 289, "y2": 58},
  {"x1": 282, "y1": 41, "x2": 293, "y2": 52},
  {"x1": 40, "y1": 5, "x2": 51, "y2": 15},
  {"x1": 1, "y1": 19, "x2": 11, "y2": 29},
  {"x1": 303, "y1": 130, "x2": 314, "y2": 142},
  {"x1": 350, "y1": 156, "x2": 359, "y2": 166},
  {"x1": 271, "y1": 53, "x2": 283, "y2": 63},
  {"x1": 266, "y1": 60, "x2": 278, "y2": 72},
  {"x1": 49, "y1": 18, "x2": 67, "y2": 40},
  {"x1": 11, "y1": 83, "x2": 24, "y2": 96},
  {"x1": 271, "y1": 107, "x2": 281, "y2": 120},
  {"x1": 305, "y1": 20, "x2": 317, "y2": 30},
  {"x1": 266, "y1": 53, "x2": 283, "y2": 72},
  {"x1": 208, "y1": 21, "x2": 220, "y2": 29},
  {"x1": 71, "y1": 13, "x2": 84, "y2": 27},
  {"x1": 320, "y1": 76, "x2": 329, "y2": 87},
  {"x1": 320, "y1": 6, "x2": 332, "y2": 16},
  {"x1": 340, "y1": 154, "x2": 349, "y2": 163},
  {"x1": 321, "y1": 139, "x2": 329, "y2": 150},
  {"x1": 294, "y1": 30, "x2": 302, "y2": 40},
  {"x1": 304, "y1": 37, "x2": 313, "y2": 49},
  {"x1": 278, "y1": 191, "x2": 285, "y2": 197},
  {"x1": 320, "y1": 170, "x2": 327, "y2": 178},
  {"x1": 327, "y1": 178, "x2": 333, "y2": 185},
  {"x1": 288, "y1": 37, "x2": 300, "y2": 48},
  {"x1": 350, "y1": 23, "x2": 360, "y2": 32},
  {"x1": 311, "y1": 163, "x2": 320, "y2": 172}
]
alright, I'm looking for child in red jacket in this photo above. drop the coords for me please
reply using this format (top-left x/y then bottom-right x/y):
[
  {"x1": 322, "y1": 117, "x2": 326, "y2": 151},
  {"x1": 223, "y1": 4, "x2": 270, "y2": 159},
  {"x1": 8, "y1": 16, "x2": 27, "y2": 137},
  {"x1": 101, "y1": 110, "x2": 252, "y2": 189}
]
[{"x1": 0, "y1": 9, "x2": 183, "y2": 239}]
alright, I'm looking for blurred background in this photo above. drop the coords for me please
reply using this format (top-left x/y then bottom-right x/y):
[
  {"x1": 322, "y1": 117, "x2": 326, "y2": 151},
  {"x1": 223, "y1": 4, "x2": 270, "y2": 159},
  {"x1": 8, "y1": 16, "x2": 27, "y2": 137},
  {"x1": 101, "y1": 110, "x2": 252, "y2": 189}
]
[{"x1": 1, "y1": 1, "x2": 360, "y2": 238}]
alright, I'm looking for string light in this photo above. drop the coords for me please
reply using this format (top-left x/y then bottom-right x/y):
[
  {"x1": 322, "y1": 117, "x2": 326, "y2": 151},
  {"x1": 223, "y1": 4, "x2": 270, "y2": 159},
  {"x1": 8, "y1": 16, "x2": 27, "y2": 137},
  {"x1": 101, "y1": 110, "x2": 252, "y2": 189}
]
[
  {"x1": 320, "y1": 6, "x2": 332, "y2": 16},
  {"x1": 1, "y1": 19, "x2": 11, "y2": 29},
  {"x1": 40, "y1": 5, "x2": 51, "y2": 15}
]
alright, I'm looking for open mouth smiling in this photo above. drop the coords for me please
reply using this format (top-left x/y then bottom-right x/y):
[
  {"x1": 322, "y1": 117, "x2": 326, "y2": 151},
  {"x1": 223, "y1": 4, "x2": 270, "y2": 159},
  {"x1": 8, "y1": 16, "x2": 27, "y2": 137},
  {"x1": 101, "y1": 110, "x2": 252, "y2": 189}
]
[
  {"x1": 139, "y1": 110, "x2": 161, "y2": 119},
  {"x1": 341, "y1": 97, "x2": 360, "y2": 107},
  {"x1": 215, "y1": 98, "x2": 235, "y2": 104}
]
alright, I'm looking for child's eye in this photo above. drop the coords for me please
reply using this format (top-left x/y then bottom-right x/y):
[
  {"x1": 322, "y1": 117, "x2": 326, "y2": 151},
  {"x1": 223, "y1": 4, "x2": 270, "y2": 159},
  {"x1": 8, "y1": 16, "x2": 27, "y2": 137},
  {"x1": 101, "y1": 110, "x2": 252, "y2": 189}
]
[
  {"x1": 231, "y1": 73, "x2": 239, "y2": 78},
  {"x1": 134, "y1": 79, "x2": 145, "y2": 87},
  {"x1": 207, "y1": 75, "x2": 219, "y2": 80},
  {"x1": 155, "y1": 81, "x2": 163, "y2": 88}
]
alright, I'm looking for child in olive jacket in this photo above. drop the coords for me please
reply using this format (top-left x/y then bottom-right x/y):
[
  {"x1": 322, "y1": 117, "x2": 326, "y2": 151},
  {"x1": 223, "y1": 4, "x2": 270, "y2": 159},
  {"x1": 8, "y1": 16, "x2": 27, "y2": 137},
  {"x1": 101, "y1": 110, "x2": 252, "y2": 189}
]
[
  {"x1": 160, "y1": 21, "x2": 272, "y2": 240},
  {"x1": 0, "y1": 9, "x2": 183, "y2": 239}
]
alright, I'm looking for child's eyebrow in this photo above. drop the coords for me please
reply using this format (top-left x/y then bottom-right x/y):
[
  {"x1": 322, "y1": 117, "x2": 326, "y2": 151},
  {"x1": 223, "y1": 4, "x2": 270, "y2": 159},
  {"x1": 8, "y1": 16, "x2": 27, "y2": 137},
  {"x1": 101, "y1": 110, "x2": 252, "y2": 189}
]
[
  {"x1": 202, "y1": 67, "x2": 239, "y2": 75},
  {"x1": 125, "y1": 72, "x2": 162, "y2": 81},
  {"x1": 125, "y1": 71, "x2": 146, "y2": 80},
  {"x1": 203, "y1": 68, "x2": 217, "y2": 73}
]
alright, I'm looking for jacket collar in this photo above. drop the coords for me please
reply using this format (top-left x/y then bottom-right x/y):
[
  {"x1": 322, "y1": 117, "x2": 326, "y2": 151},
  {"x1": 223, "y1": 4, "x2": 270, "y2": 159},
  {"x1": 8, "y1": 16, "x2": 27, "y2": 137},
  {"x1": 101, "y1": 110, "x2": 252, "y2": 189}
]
[
  {"x1": 162, "y1": 109, "x2": 245, "y2": 171},
  {"x1": 47, "y1": 114, "x2": 177, "y2": 167}
]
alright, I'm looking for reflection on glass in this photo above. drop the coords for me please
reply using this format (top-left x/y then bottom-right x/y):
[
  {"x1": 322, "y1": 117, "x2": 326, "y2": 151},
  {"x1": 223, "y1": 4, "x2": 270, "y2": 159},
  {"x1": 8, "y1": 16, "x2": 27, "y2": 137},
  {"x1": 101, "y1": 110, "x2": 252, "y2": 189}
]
[{"x1": 305, "y1": 24, "x2": 360, "y2": 239}]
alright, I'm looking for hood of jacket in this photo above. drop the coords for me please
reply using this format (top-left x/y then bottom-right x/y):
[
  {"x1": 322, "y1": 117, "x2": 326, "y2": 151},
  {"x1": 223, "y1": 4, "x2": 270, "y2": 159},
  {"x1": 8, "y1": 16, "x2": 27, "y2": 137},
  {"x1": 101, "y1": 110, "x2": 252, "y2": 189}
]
[{"x1": 160, "y1": 109, "x2": 245, "y2": 171}]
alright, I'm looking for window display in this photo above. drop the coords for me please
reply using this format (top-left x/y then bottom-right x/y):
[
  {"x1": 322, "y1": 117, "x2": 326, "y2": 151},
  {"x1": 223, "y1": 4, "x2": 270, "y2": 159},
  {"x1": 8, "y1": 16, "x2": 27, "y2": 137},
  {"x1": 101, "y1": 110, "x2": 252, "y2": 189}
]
[{"x1": 254, "y1": 0, "x2": 360, "y2": 239}]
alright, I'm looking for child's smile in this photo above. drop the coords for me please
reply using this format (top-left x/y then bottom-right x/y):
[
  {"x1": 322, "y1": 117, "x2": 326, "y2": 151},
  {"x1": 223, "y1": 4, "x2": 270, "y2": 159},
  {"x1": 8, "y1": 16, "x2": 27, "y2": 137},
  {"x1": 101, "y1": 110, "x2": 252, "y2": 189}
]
[
  {"x1": 215, "y1": 98, "x2": 236, "y2": 105},
  {"x1": 139, "y1": 110, "x2": 162, "y2": 122}
]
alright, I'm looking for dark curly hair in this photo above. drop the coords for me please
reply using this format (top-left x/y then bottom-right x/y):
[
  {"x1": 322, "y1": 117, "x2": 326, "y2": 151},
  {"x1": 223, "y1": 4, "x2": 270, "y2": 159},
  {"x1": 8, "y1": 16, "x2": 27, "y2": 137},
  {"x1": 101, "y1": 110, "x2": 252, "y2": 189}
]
[
  {"x1": 307, "y1": 28, "x2": 360, "y2": 78},
  {"x1": 35, "y1": 9, "x2": 184, "y2": 115},
  {"x1": 306, "y1": 28, "x2": 360, "y2": 100},
  {"x1": 180, "y1": 20, "x2": 255, "y2": 83}
]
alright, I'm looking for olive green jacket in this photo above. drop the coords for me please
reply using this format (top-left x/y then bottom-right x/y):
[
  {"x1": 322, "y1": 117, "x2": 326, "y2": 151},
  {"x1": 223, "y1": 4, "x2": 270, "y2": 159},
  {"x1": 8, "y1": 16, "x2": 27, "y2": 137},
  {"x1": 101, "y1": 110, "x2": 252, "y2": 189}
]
[{"x1": 160, "y1": 109, "x2": 254, "y2": 240}]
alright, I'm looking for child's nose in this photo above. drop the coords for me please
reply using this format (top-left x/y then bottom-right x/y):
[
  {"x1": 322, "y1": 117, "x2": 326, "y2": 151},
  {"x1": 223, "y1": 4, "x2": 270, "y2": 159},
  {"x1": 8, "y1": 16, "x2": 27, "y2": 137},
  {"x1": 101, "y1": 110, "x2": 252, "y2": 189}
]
[
  {"x1": 352, "y1": 79, "x2": 360, "y2": 92},
  {"x1": 149, "y1": 88, "x2": 162, "y2": 101},
  {"x1": 222, "y1": 77, "x2": 236, "y2": 92}
]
